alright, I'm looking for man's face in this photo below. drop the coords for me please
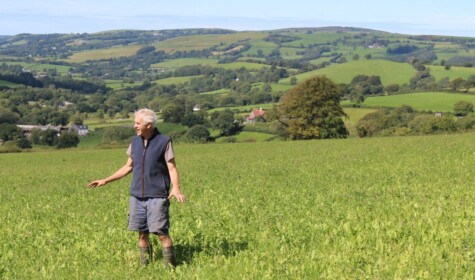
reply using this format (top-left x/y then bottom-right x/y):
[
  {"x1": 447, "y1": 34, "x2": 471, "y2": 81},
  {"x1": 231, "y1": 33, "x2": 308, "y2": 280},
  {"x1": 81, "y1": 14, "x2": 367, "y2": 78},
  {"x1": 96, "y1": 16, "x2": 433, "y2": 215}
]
[{"x1": 134, "y1": 114, "x2": 152, "y2": 137}]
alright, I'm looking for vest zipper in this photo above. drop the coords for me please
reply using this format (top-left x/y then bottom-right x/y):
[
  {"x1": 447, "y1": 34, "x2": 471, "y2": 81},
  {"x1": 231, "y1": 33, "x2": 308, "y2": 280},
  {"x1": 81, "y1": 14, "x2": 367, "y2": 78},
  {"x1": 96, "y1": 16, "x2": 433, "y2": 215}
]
[{"x1": 141, "y1": 141, "x2": 147, "y2": 198}]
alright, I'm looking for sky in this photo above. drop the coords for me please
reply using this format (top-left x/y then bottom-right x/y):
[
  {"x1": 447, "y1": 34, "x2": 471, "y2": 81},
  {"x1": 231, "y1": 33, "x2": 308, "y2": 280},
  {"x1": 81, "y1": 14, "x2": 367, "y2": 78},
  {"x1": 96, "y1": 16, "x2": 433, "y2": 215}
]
[{"x1": 1, "y1": 0, "x2": 475, "y2": 37}]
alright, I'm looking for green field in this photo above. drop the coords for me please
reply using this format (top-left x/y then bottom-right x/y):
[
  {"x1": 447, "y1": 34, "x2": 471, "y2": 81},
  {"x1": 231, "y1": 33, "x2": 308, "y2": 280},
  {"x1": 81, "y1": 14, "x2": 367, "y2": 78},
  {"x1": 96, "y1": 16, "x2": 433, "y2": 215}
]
[
  {"x1": 281, "y1": 60, "x2": 416, "y2": 86},
  {"x1": 153, "y1": 75, "x2": 203, "y2": 86},
  {"x1": 151, "y1": 58, "x2": 219, "y2": 70},
  {"x1": 2, "y1": 62, "x2": 71, "y2": 75},
  {"x1": 152, "y1": 32, "x2": 266, "y2": 54},
  {"x1": 1, "y1": 134, "x2": 473, "y2": 278},
  {"x1": 342, "y1": 92, "x2": 475, "y2": 112},
  {"x1": 66, "y1": 45, "x2": 143, "y2": 62},
  {"x1": 0, "y1": 80, "x2": 18, "y2": 87},
  {"x1": 429, "y1": 65, "x2": 475, "y2": 81}
]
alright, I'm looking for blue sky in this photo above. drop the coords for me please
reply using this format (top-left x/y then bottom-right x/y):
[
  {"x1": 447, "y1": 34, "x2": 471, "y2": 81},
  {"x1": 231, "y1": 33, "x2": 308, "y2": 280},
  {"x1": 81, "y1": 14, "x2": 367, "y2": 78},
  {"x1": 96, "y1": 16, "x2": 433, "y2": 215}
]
[{"x1": 1, "y1": 0, "x2": 474, "y2": 37}]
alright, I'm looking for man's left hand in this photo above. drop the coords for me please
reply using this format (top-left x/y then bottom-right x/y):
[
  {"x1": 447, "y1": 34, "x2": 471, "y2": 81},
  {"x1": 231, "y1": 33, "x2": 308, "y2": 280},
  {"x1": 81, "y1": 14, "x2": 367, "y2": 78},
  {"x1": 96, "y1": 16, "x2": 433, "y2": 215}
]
[{"x1": 168, "y1": 189, "x2": 186, "y2": 203}]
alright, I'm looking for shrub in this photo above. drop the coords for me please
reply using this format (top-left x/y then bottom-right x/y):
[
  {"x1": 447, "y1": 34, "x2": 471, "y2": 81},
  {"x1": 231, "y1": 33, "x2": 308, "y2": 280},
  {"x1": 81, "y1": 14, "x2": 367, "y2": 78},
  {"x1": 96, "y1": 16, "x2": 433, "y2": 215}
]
[
  {"x1": 183, "y1": 125, "x2": 210, "y2": 143},
  {"x1": 101, "y1": 126, "x2": 135, "y2": 144},
  {"x1": 56, "y1": 132, "x2": 80, "y2": 149},
  {"x1": 16, "y1": 138, "x2": 32, "y2": 149}
]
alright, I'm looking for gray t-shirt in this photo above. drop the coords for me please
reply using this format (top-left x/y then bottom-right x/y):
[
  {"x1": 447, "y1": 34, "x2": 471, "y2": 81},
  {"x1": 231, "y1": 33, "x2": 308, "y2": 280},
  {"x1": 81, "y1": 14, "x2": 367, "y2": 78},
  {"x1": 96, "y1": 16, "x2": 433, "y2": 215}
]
[{"x1": 126, "y1": 140, "x2": 175, "y2": 162}]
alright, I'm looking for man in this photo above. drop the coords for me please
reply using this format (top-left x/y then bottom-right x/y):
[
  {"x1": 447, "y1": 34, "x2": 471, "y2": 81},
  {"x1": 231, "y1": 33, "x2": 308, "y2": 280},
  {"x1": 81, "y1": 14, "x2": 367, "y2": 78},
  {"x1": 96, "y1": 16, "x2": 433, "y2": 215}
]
[{"x1": 87, "y1": 108, "x2": 185, "y2": 268}]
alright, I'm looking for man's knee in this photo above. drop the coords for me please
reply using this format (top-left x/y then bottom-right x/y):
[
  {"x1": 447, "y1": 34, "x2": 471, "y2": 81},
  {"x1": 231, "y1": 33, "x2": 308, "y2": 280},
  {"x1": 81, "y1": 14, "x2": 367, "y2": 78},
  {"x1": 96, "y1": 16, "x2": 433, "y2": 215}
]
[{"x1": 158, "y1": 234, "x2": 172, "y2": 247}]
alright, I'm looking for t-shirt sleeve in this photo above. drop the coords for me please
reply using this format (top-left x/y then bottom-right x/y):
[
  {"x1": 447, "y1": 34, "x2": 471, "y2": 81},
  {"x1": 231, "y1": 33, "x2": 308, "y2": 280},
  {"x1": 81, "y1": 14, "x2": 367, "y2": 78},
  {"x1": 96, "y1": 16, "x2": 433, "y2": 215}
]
[
  {"x1": 165, "y1": 141, "x2": 175, "y2": 162},
  {"x1": 126, "y1": 144, "x2": 132, "y2": 157}
]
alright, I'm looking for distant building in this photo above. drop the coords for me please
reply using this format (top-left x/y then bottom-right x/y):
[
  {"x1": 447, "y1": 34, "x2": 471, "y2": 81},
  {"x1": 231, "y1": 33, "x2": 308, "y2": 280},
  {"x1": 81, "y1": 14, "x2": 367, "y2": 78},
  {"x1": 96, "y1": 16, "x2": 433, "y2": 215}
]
[
  {"x1": 69, "y1": 124, "x2": 89, "y2": 136},
  {"x1": 16, "y1": 125, "x2": 67, "y2": 137},
  {"x1": 246, "y1": 108, "x2": 266, "y2": 123},
  {"x1": 193, "y1": 105, "x2": 201, "y2": 112}
]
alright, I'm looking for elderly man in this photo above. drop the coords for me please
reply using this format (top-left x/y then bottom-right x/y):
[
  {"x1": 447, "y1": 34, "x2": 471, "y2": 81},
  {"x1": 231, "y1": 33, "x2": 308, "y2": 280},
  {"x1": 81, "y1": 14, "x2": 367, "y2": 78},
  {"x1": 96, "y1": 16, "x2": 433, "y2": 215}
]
[{"x1": 88, "y1": 108, "x2": 185, "y2": 268}]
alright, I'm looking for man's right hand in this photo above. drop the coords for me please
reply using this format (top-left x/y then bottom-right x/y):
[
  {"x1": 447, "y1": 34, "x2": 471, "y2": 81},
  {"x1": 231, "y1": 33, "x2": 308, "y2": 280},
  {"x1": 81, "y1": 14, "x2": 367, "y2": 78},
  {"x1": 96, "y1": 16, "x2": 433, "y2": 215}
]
[{"x1": 87, "y1": 180, "x2": 107, "y2": 188}]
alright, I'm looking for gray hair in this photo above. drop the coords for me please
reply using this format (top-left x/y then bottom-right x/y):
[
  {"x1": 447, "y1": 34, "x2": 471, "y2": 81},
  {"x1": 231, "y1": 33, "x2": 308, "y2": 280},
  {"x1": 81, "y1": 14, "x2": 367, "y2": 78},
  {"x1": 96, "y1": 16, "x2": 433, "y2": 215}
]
[{"x1": 135, "y1": 108, "x2": 157, "y2": 126}]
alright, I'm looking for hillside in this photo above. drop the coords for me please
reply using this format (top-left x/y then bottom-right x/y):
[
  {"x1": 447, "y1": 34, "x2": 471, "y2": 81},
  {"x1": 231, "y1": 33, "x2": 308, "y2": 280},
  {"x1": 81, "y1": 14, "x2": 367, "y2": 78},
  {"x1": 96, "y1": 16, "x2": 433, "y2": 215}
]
[{"x1": 1, "y1": 27, "x2": 475, "y2": 144}]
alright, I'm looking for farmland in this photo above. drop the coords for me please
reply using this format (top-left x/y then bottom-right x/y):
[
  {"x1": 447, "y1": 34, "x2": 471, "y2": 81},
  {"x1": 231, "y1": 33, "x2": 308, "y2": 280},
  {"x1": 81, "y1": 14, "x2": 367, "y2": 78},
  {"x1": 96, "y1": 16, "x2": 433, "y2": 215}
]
[
  {"x1": 0, "y1": 133, "x2": 473, "y2": 278},
  {"x1": 279, "y1": 60, "x2": 417, "y2": 86},
  {"x1": 342, "y1": 92, "x2": 475, "y2": 112}
]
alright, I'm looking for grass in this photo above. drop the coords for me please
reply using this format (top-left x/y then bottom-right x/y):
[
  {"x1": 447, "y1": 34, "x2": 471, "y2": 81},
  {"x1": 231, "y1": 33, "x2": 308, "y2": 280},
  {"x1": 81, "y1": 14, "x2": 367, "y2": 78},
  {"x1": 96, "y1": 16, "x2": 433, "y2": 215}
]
[
  {"x1": 152, "y1": 32, "x2": 266, "y2": 54},
  {"x1": 429, "y1": 65, "x2": 475, "y2": 81},
  {"x1": 342, "y1": 92, "x2": 475, "y2": 112},
  {"x1": 216, "y1": 131, "x2": 276, "y2": 143},
  {"x1": 1, "y1": 133, "x2": 473, "y2": 278},
  {"x1": 2, "y1": 62, "x2": 71, "y2": 74},
  {"x1": 66, "y1": 45, "x2": 143, "y2": 62},
  {"x1": 151, "y1": 58, "x2": 219, "y2": 70},
  {"x1": 280, "y1": 59, "x2": 417, "y2": 86},
  {"x1": 153, "y1": 76, "x2": 203, "y2": 86},
  {"x1": 0, "y1": 80, "x2": 18, "y2": 87}
]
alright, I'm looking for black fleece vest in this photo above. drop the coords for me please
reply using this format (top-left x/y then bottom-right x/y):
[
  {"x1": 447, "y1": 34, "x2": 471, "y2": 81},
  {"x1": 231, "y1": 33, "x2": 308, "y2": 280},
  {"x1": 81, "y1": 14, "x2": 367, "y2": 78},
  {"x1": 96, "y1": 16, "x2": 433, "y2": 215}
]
[{"x1": 130, "y1": 129, "x2": 171, "y2": 198}]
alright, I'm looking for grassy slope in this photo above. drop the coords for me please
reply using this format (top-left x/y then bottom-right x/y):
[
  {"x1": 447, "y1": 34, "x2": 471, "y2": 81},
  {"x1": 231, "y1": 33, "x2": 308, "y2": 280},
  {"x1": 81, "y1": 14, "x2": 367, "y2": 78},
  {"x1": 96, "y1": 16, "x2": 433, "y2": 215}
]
[
  {"x1": 280, "y1": 59, "x2": 416, "y2": 85},
  {"x1": 66, "y1": 45, "x2": 143, "y2": 62},
  {"x1": 342, "y1": 92, "x2": 475, "y2": 112},
  {"x1": 429, "y1": 65, "x2": 475, "y2": 80}
]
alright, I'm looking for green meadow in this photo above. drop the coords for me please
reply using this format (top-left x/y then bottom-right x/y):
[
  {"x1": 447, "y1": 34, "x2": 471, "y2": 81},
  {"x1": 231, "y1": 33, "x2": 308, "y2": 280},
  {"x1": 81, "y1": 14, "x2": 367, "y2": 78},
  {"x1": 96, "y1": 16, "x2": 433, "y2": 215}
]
[
  {"x1": 2, "y1": 62, "x2": 71, "y2": 74},
  {"x1": 429, "y1": 65, "x2": 475, "y2": 81},
  {"x1": 280, "y1": 60, "x2": 416, "y2": 85},
  {"x1": 152, "y1": 32, "x2": 267, "y2": 54},
  {"x1": 1, "y1": 134, "x2": 473, "y2": 278},
  {"x1": 343, "y1": 92, "x2": 475, "y2": 112},
  {"x1": 66, "y1": 45, "x2": 143, "y2": 62},
  {"x1": 0, "y1": 80, "x2": 18, "y2": 87},
  {"x1": 151, "y1": 58, "x2": 219, "y2": 70},
  {"x1": 153, "y1": 76, "x2": 203, "y2": 86}
]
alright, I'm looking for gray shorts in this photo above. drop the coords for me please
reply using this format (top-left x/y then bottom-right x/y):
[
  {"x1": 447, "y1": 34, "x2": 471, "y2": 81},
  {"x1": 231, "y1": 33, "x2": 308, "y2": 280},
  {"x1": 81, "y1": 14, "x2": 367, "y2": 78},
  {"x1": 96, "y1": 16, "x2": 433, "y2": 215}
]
[{"x1": 128, "y1": 196, "x2": 170, "y2": 235}]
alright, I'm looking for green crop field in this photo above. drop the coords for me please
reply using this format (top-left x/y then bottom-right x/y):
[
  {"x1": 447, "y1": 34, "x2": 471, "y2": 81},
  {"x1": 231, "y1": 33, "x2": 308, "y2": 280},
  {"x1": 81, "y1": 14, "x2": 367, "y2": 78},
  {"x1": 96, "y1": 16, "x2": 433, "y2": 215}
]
[
  {"x1": 151, "y1": 58, "x2": 220, "y2": 70},
  {"x1": 2, "y1": 62, "x2": 71, "y2": 75},
  {"x1": 1, "y1": 134, "x2": 473, "y2": 278},
  {"x1": 152, "y1": 32, "x2": 266, "y2": 54},
  {"x1": 153, "y1": 76, "x2": 203, "y2": 86},
  {"x1": 342, "y1": 92, "x2": 475, "y2": 112},
  {"x1": 0, "y1": 80, "x2": 18, "y2": 87},
  {"x1": 66, "y1": 45, "x2": 143, "y2": 62},
  {"x1": 281, "y1": 60, "x2": 416, "y2": 86},
  {"x1": 429, "y1": 65, "x2": 475, "y2": 81}
]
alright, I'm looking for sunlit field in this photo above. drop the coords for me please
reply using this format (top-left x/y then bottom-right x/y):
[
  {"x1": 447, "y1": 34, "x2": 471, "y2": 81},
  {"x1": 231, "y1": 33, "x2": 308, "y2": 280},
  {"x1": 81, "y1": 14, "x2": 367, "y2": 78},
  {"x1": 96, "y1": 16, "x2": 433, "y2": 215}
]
[{"x1": 1, "y1": 134, "x2": 473, "y2": 278}]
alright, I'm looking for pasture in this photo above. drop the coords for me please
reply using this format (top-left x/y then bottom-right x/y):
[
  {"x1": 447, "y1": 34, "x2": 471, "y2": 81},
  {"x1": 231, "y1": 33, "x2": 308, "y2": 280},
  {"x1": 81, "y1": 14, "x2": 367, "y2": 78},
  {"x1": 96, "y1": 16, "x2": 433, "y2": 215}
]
[
  {"x1": 0, "y1": 134, "x2": 473, "y2": 278},
  {"x1": 343, "y1": 92, "x2": 475, "y2": 112},
  {"x1": 429, "y1": 65, "x2": 475, "y2": 81},
  {"x1": 280, "y1": 60, "x2": 416, "y2": 86},
  {"x1": 66, "y1": 45, "x2": 143, "y2": 62}
]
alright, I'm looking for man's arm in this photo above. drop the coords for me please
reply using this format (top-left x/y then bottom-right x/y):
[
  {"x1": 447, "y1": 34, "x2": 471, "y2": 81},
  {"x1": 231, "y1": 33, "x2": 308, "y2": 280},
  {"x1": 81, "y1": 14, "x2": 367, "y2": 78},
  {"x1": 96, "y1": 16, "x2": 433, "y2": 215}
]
[
  {"x1": 87, "y1": 157, "x2": 133, "y2": 188},
  {"x1": 167, "y1": 158, "x2": 185, "y2": 203}
]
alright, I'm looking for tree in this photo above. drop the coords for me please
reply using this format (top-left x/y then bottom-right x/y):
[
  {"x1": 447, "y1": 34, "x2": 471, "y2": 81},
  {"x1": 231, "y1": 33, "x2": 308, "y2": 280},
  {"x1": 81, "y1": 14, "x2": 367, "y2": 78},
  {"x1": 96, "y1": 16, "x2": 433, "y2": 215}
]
[
  {"x1": 56, "y1": 132, "x2": 80, "y2": 149},
  {"x1": 278, "y1": 76, "x2": 348, "y2": 140},
  {"x1": 183, "y1": 125, "x2": 210, "y2": 143},
  {"x1": 16, "y1": 138, "x2": 32, "y2": 149},
  {"x1": 451, "y1": 78, "x2": 465, "y2": 91},
  {"x1": 290, "y1": 77, "x2": 298, "y2": 85},
  {"x1": 0, "y1": 123, "x2": 22, "y2": 141},
  {"x1": 40, "y1": 129, "x2": 59, "y2": 146},
  {"x1": 210, "y1": 109, "x2": 240, "y2": 136},
  {"x1": 454, "y1": 101, "x2": 474, "y2": 116}
]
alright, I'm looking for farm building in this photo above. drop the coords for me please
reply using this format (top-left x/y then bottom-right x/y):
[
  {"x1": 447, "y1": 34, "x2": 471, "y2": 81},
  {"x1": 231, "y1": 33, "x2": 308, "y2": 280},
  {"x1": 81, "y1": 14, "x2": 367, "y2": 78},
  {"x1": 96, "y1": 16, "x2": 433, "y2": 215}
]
[
  {"x1": 246, "y1": 108, "x2": 265, "y2": 123},
  {"x1": 69, "y1": 124, "x2": 89, "y2": 136}
]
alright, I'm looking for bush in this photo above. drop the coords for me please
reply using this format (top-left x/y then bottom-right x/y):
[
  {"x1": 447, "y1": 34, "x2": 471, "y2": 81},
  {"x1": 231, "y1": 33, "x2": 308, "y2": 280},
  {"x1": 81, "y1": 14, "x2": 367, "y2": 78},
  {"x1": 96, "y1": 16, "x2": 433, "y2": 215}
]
[
  {"x1": 16, "y1": 138, "x2": 32, "y2": 149},
  {"x1": 102, "y1": 126, "x2": 135, "y2": 144},
  {"x1": 56, "y1": 132, "x2": 80, "y2": 149},
  {"x1": 183, "y1": 125, "x2": 210, "y2": 143},
  {"x1": 220, "y1": 136, "x2": 237, "y2": 143}
]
